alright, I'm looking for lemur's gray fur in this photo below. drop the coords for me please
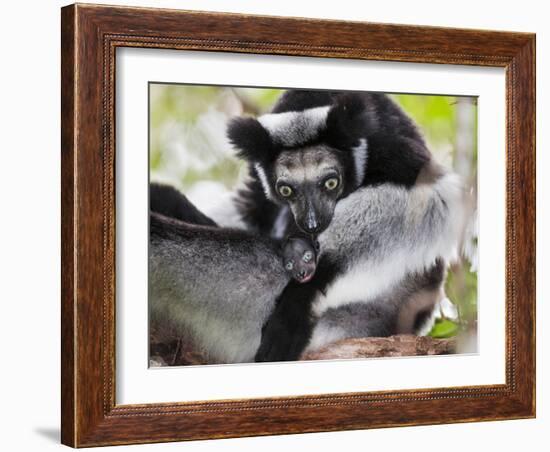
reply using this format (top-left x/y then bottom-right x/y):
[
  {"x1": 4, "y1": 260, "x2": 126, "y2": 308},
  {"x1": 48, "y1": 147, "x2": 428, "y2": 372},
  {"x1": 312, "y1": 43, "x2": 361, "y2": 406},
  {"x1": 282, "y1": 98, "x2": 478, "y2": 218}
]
[{"x1": 150, "y1": 213, "x2": 290, "y2": 364}]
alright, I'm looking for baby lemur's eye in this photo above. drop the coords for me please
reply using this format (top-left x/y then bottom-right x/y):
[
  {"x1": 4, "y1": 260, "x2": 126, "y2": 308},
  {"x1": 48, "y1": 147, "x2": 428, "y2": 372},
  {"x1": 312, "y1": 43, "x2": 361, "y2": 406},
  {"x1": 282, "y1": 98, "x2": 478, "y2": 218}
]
[
  {"x1": 324, "y1": 177, "x2": 339, "y2": 191},
  {"x1": 302, "y1": 251, "x2": 313, "y2": 262},
  {"x1": 285, "y1": 261, "x2": 294, "y2": 271},
  {"x1": 278, "y1": 185, "x2": 293, "y2": 197}
]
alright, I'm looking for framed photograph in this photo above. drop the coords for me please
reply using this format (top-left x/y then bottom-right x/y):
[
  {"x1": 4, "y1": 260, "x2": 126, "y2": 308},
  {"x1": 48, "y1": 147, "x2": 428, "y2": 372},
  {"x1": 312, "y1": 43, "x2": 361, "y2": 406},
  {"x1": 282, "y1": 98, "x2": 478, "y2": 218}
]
[{"x1": 61, "y1": 3, "x2": 535, "y2": 447}]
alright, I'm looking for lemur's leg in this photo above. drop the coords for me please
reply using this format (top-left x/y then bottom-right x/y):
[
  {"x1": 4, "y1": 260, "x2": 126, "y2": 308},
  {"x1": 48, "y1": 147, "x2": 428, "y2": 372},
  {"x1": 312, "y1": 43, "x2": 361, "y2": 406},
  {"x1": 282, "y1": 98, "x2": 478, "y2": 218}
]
[
  {"x1": 305, "y1": 301, "x2": 398, "y2": 354},
  {"x1": 304, "y1": 259, "x2": 445, "y2": 354}
]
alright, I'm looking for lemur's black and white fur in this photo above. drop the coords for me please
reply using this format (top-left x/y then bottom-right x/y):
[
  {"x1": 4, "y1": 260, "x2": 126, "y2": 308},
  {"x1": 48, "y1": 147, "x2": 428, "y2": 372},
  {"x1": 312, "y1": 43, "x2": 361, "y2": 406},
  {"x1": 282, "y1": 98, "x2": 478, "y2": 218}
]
[
  {"x1": 149, "y1": 90, "x2": 466, "y2": 364},
  {"x1": 227, "y1": 90, "x2": 465, "y2": 361},
  {"x1": 230, "y1": 90, "x2": 432, "y2": 237}
]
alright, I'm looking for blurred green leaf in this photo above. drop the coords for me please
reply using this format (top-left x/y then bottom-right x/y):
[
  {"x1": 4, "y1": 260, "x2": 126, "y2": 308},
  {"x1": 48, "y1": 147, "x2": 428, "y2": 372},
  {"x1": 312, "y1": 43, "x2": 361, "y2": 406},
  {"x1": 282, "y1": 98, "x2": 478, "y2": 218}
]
[{"x1": 429, "y1": 319, "x2": 459, "y2": 338}]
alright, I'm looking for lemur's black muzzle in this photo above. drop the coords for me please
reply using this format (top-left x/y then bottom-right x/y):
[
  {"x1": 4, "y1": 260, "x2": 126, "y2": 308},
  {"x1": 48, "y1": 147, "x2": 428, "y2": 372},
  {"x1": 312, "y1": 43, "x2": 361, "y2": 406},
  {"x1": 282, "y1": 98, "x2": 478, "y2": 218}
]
[
  {"x1": 291, "y1": 189, "x2": 337, "y2": 235},
  {"x1": 303, "y1": 210, "x2": 320, "y2": 233}
]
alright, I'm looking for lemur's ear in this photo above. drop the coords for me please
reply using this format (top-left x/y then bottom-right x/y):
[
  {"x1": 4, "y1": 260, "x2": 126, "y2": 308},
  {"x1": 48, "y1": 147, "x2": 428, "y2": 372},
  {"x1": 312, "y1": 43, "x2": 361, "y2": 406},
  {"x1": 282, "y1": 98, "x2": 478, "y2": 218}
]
[
  {"x1": 325, "y1": 93, "x2": 376, "y2": 147},
  {"x1": 227, "y1": 117, "x2": 275, "y2": 163}
]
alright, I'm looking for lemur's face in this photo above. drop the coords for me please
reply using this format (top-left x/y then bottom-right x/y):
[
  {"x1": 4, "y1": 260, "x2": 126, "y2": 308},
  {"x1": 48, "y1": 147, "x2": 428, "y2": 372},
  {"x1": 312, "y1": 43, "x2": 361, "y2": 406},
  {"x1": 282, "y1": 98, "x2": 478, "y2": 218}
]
[
  {"x1": 227, "y1": 93, "x2": 371, "y2": 235},
  {"x1": 282, "y1": 238, "x2": 318, "y2": 283},
  {"x1": 273, "y1": 145, "x2": 345, "y2": 234}
]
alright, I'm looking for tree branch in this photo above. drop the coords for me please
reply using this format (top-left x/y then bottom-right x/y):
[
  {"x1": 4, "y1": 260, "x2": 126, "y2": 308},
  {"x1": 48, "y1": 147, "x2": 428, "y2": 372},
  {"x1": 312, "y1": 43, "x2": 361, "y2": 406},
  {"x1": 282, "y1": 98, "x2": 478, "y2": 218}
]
[
  {"x1": 150, "y1": 334, "x2": 456, "y2": 366},
  {"x1": 301, "y1": 335, "x2": 456, "y2": 361}
]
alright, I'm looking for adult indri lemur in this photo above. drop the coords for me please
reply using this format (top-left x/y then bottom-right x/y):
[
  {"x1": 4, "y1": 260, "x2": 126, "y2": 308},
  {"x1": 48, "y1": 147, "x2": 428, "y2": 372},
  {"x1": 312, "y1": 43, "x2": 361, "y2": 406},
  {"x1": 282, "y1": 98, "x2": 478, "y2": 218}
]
[{"x1": 149, "y1": 89, "x2": 466, "y2": 364}]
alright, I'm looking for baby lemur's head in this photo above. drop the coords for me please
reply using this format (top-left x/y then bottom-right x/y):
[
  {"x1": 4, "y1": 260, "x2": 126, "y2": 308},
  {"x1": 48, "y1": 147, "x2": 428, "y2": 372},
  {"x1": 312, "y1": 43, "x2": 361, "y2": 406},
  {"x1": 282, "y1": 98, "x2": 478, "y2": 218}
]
[{"x1": 282, "y1": 237, "x2": 318, "y2": 283}]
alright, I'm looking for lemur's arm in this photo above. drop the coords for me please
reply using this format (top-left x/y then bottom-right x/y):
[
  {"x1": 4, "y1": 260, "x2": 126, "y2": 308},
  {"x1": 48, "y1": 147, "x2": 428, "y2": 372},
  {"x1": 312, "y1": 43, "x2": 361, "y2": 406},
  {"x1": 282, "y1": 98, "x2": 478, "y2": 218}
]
[{"x1": 255, "y1": 257, "x2": 340, "y2": 362}]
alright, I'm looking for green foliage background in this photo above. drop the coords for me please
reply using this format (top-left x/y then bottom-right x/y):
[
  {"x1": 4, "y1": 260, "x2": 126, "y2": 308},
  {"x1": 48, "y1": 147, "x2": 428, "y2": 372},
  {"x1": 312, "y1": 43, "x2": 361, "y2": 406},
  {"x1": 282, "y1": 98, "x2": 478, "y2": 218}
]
[{"x1": 150, "y1": 84, "x2": 478, "y2": 344}]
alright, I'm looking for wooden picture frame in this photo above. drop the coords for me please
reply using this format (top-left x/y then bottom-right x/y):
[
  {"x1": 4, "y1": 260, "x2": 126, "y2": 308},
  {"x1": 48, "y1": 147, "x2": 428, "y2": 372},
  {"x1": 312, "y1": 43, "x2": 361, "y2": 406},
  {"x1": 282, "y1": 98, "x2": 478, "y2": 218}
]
[{"x1": 61, "y1": 3, "x2": 535, "y2": 447}]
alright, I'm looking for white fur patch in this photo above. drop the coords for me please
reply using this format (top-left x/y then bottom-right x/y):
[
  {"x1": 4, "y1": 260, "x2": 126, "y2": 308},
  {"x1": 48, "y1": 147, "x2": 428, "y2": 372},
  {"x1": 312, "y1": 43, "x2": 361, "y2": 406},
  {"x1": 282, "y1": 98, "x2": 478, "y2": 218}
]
[
  {"x1": 271, "y1": 206, "x2": 289, "y2": 239},
  {"x1": 258, "y1": 106, "x2": 330, "y2": 147},
  {"x1": 416, "y1": 309, "x2": 437, "y2": 337},
  {"x1": 312, "y1": 254, "x2": 424, "y2": 317},
  {"x1": 352, "y1": 138, "x2": 368, "y2": 187},
  {"x1": 436, "y1": 297, "x2": 459, "y2": 321},
  {"x1": 306, "y1": 324, "x2": 346, "y2": 353},
  {"x1": 254, "y1": 163, "x2": 273, "y2": 200},
  {"x1": 203, "y1": 193, "x2": 247, "y2": 230},
  {"x1": 313, "y1": 171, "x2": 466, "y2": 317}
]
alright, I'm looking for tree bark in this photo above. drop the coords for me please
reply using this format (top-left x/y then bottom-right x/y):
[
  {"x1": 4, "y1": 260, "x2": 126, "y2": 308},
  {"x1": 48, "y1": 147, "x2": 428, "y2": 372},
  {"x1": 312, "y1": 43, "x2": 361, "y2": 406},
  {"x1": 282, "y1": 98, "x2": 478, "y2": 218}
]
[
  {"x1": 301, "y1": 335, "x2": 456, "y2": 361},
  {"x1": 150, "y1": 334, "x2": 456, "y2": 366}
]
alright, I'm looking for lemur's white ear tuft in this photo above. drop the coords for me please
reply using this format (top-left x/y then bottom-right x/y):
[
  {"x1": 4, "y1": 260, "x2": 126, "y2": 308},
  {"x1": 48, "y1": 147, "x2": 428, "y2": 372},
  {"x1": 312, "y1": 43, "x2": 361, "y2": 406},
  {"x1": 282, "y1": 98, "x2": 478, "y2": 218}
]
[
  {"x1": 257, "y1": 106, "x2": 330, "y2": 148},
  {"x1": 227, "y1": 117, "x2": 275, "y2": 163}
]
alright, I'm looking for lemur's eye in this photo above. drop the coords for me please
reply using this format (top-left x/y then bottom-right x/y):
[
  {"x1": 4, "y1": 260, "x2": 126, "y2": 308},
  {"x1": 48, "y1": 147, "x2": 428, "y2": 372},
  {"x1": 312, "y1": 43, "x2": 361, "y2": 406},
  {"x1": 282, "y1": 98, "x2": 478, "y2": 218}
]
[
  {"x1": 278, "y1": 185, "x2": 293, "y2": 197},
  {"x1": 303, "y1": 251, "x2": 313, "y2": 263},
  {"x1": 324, "y1": 177, "x2": 339, "y2": 191},
  {"x1": 285, "y1": 261, "x2": 294, "y2": 271}
]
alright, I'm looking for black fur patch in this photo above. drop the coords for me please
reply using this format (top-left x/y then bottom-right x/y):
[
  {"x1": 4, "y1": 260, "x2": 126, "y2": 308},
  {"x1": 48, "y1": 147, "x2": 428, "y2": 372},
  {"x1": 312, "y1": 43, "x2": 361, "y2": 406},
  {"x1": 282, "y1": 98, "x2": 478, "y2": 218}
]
[
  {"x1": 255, "y1": 281, "x2": 317, "y2": 362},
  {"x1": 234, "y1": 172, "x2": 282, "y2": 235},
  {"x1": 271, "y1": 89, "x2": 334, "y2": 114},
  {"x1": 227, "y1": 116, "x2": 275, "y2": 163},
  {"x1": 150, "y1": 183, "x2": 217, "y2": 227},
  {"x1": 423, "y1": 258, "x2": 445, "y2": 289},
  {"x1": 324, "y1": 92, "x2": 431, "y2": 188},
  {"x1": 150, "y1": 211, "x2": 268, "y2": 245},
  {"x1": 324, "y1": 92, "x2": 375, "y2": 148},
  {"x1": 363, "y1": 93, "x2": 431, "y2": 187}
]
